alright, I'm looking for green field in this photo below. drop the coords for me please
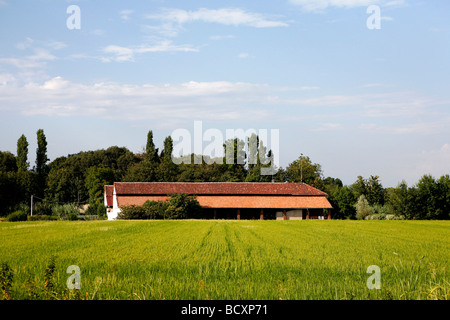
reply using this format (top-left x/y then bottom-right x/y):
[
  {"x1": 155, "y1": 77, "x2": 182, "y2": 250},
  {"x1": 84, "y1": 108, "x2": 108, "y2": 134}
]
[{"x1": 0, "y1": 220, "x2": 448, "y2": 300}]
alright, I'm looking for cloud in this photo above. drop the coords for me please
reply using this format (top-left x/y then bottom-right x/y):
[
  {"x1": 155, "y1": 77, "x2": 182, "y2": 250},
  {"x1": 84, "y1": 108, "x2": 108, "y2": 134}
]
[
  {"x1": 289, "y1": 0, "x2": 405, "y2": 12},
  {"x1": 120, "y1": 9, "x2": 134, "y2": 21},
  {"x1": 0, "y1": 77, "x2": 273, "y2": 121},
  {"x1": 101, "y1": 41, "x2": 199, "y2": 62},
  {"x1": 146, "y1": 8, "x2": 288, "y2": 28},
  {"x1": 237, "y1": 53, "x2": 250, "y2": 59},
  {"x1": 210, "y1": 35, "x2": 235, "y2": 40}
]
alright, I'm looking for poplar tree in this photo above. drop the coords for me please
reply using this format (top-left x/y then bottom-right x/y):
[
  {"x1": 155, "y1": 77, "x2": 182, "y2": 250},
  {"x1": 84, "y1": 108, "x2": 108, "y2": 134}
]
[
  {"x1": 16, "y1": 134, "x2": 29, "y2": 172},
  {"x1": 146, "y1": 130, "x2": 159, "y2": 163},
  {"x1": 36, "y1": 129, "x2": 49, "y2": 177}
]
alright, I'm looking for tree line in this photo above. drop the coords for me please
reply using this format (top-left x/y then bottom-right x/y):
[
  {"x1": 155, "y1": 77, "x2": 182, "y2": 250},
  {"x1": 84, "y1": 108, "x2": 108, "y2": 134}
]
[{"x1": 0, "y1": 129, "x2": 449, "y2": 220}]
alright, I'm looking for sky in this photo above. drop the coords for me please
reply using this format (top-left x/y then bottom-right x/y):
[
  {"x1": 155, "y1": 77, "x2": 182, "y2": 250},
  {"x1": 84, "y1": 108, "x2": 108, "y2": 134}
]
[{"x1": 0, "y1": 0, "x2": 449, "y2": 187}]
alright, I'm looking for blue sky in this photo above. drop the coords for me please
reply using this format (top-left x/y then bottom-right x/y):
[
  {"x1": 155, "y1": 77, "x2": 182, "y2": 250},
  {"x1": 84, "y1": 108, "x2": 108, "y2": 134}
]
[{"x1": 0, "y1": 0, "x2": 449, "y2": 187}]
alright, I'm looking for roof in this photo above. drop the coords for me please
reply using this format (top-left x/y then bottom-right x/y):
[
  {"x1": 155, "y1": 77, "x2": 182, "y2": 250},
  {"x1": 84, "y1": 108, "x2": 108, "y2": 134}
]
[
  {"x1": 104, "y1": 185, "x2": 114, "y2": 207},
  {"x1": 113, "y1": 182, "x2": 328, "y2": 196}
]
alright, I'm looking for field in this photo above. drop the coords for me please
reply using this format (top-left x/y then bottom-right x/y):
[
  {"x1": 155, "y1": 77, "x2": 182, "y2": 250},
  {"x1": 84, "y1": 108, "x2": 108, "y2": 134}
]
[{"x1": 0, "y1": 220, "x2": 448, "y2": 300}]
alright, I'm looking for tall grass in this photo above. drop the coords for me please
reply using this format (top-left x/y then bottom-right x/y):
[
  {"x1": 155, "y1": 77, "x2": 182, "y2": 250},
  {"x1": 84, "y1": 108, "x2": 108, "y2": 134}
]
[{"x1": 0, "y1": 220, "x2": 448, "y2": 300}]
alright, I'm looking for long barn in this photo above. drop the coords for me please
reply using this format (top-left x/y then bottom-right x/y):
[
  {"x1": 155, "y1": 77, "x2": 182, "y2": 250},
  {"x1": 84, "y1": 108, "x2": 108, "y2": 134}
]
[{"x1": 104, "y1": 182, "x2": 333, "y2": 221}]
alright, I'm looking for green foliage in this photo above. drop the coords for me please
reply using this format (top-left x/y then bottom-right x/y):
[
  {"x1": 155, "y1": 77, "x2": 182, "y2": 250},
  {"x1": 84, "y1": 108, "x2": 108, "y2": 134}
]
[
  {"x1": 118, "y1": 194, "x2": 201, "y2": 220},
  {"x1": 285, "y1": 155, "x2": 323, "y2": 187},
  {"x1": 351, "y1": 175, "x2": 385, "y2": 206},
  {"x1": 328, "y1": 185, "x2": 357, "y2": 219},
  {"x1": 7, "y1": 210, "x2": 28, "y2": 222},
  {"x1": 117, "y1": 204, "x2": 148, "y2": 220},
  {"x1": 16, "y1": 134, "x2": 29, "y2": 172},
  {"x1": 33, "y1": 201, "x2": 53, "y2": 216},
  {"x1": 52, "y1": 204, "x2": 79, "y2": 220},
  {"x1": 0, "y1": 262, "x2": 14, "y2": 300},
  {"x1": 0, "y1": 151, "x2": 17, "y2": 173},
  {"x1": 27, "y1": 215, "x2": 58, "y2": 221},
  {"x1": 122, "y1": 160, "x2": 157, "y2": 182},
  {"x1": 85, "y1": 166, "x2": 114, "y2": 203},
  {"x1": 36, "y1": 129, "x2": 49, "y2": 172},
  {"x1": 355, "y1": 195, "x2": 371, "y2": 220},
  {"x1": 415, "y1": 174, "x2": 450, "y2": 220},
  {"x1": 165, "y1": 193, "x2": 202, "y2": 219},
  {"x1": 35, "y1": 129, "x2": 49, "y2": 197},
  {"x1": 146, "y1": 130, "x2": 159, "y2": 163}
]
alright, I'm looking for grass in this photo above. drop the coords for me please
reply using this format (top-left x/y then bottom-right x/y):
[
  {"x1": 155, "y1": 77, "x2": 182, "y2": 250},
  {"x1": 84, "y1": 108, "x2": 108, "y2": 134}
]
[{"x1": 0, "y1": 220, "x2": 448, "y2": 300}]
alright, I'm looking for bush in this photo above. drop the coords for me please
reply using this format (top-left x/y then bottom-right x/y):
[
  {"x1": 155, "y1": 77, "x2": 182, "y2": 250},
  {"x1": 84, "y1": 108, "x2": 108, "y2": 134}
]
[
  {"x1": 7, "y1": 210, "x2": 28, "y2": 222},
  {"x1": 118, "y1": 194, "x2": 202, "y2": 220},
  {"x1": 386, "y1": 214, "x2": 405, "y2": 220},
  {"x1": 33, "y1": 201, "x2": 53, "y2": 216},
  {"x1": 117, "y1": 204, "x2": 151, "y2": 220},
  {"x1": 366, "y1": 213, "x2": 386, "y2": 220},
  {"x1": 67, "y1": 212, "x2": 78, "y2": 221},
  {"x1": 355, "y1": 195, "x2": 371, "y2": 220},
  {"x1": 52, "y1": 204, "x2": 79, "y2": 220},
  {"x1": 27, "y1": 215, "x2": 58, "y2": 221}
]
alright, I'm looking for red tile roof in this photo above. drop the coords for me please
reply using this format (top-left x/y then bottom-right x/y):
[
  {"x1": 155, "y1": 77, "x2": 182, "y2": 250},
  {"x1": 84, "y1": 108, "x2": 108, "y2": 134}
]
[
  {"x1": 113, "y1": 182, "x2": 328, "y2": 196},
  {"x1": 104, "y1": 185, "x2": 114, "y2": 207}
]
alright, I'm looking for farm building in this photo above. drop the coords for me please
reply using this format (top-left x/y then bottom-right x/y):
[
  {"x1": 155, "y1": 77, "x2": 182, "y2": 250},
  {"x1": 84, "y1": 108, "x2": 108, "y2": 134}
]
[{"x1": 104, "y1": 182, "x2": 333, "y2": 221}]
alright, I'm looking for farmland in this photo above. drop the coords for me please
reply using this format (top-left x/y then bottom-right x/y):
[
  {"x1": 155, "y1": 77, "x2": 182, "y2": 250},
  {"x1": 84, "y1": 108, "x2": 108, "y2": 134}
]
[{"x1": 0, "y1": 220, "x2": 448, "y2": 300}]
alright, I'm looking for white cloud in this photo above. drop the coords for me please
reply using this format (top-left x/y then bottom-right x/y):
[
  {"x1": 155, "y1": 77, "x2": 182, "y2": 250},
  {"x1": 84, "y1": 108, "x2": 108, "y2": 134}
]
[
  {"x1": 0, "y1": 73, "x2": 15, "y2": 86},
  {"x1": 289, "y1": 0, "x2": 405, "y2": 12},
  {"x1": 101, "y1": 41, "x2": 199, "y2": 62},
  {"x1": 0, "y1": 77, "x2": 273, "y2": 121},
  {"x1": 210, "y1": 35, "x2": 235, "y2": 40},
  {"x1": 146, "y1": 8, "x2": 288, "y2": 28},
  {"x1": 120, "y1": 9, "x2": 134, "y2": 21},
  {"x1": 237, "y1": 53, "x2": 249, "y2": 59}
]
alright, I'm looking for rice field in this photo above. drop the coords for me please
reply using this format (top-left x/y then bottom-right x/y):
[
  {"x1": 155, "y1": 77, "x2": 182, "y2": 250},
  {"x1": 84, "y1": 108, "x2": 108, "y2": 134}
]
[{"x1": 0, "y1": 220, "x2": 448, "y2": 300}]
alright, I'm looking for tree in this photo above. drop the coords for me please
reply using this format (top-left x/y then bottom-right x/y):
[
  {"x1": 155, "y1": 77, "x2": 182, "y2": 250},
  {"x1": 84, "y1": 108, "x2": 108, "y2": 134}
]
[
  {"x1": 122, "y1": 160, "x2": 157, "y2": 182},
  {"x1": 35, "y1": 129, "x2": 49, "y2": 197},
  {"x1": 0, "y1": 151, "x2": 17, "y2": 173},
  {"x1": 285, "y1": 155, "x2": 323, "y2": 187},
  {"x1": 350, "y1": 175, "x2": 384, "y2": 206},
  {"x1": 415, "y1": 174, "x2": 450, "y2": 220},
  {"x1": 85, "y1": 166, "x2": 115, "y2": 204},
  {"x1": 222, "y1": 138, "x2": 247, "y2": 181},
  {"x1": 386, "y1": 181, "x2": 417, "y2": 219},
  {"x1": 16, "y1": 134, "x2": 29, "y2": 172},
  {"x1": 355, "y1": 194, "x2": 371, "y2": 220},
  {"x1": 35, "y1": 129, "x2": 49, "y2": 176},
  {"x1": 146, "y1": 130, "x2": 159, "y2": 163},
  {"x1": 245, "y1": 134, "x2": 274, "y2": 182},
  {"x1": 158, "y1": 136, "x2": 178, "y2": 182},
  {"x1": 366, "y1": 175, "x2": 385, "y2": 206},
  {"x1": 329, "y1": 185, "x2": 357, "y2": 219}
]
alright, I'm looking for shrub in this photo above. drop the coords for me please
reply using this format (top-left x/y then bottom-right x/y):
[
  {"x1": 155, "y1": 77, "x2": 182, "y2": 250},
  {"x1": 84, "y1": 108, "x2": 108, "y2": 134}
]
[
  {"x1": 386, "y1": 214, "x2": 405, "y2": 220},
  {"x1": 355, "y1": 195, "x2": 371, "y2": 220},
  {"x1": 7, "y1": 210, "x2": 27, "y2": 222},
  {"x1": 117, "y1": 194, "x2": 202, "y2": 220},
  {"x1": 33, "y1": 201, "x2": 53, "y2": 216},
  {"x1": 52, "y1": 204, "x2": 79, "y2": 220},
  {"x1": 117, "y1": 204, "x2": 147, "y2": 220},
  {"x1": 67, "y1": 212, "x2": 78, "y2": 221},
  {"x1": 27, "y1": 215, "x2": 58, "y2": 221},
  {"x1": 165, "y1": 193, "x2": 202, "y2": 219},
  {"x1": 366, "y1": 213, "x2": 386, "y2": 220}
]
